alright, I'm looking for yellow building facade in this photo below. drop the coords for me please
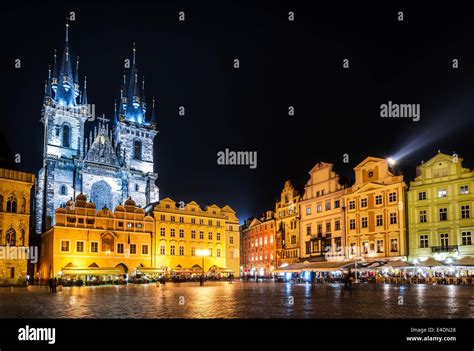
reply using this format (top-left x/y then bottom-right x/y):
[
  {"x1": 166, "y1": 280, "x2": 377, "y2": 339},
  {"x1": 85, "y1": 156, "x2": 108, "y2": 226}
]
[
  {"x1": 408, "y1": 152, "x2": 474, "y2": 261},
  {"x1": 344, "y1": 157, "x2": 407, "y2": 261},
  {"x1": 0, "y1": 168, "x2": 35, "y2": 286},
  {"x1": 299, "y1": 162, "x2": 346, "y2": 262},
  {"x1": 152, "y1": 198, "x2": 240, "y2": 277},
  {"x1": 39, "y1": 194, "x2": 155, "y2": 282},
  {"x1": 275, "y1": 181, "x2": 300, "y2": 266}
]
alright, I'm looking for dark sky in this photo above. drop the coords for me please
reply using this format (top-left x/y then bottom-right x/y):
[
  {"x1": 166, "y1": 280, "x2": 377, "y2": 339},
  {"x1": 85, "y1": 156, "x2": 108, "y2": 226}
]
[{"x1": 2, "y1": 1, "x2": 474, "y2": 223}]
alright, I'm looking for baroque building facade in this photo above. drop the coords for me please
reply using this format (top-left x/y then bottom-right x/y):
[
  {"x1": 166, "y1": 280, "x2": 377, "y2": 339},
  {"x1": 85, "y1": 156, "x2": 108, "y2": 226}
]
[
  {"x1": 407, "y1": 152, "x2": 474, "y2": 261},
  {"x1": 299, "y1": 162, "x2": 347, "y2": 262},
  {"x1": 275, "y1": 180, "x2": 300, "y2": 266},
  {"x1": 241, "y1": 211, "x2": 276, "y2": 277},
  {"x1": 152, "y1": 198, "x2": 240, "y2": 277},
  {"x1": 343, "y1": 157, "x2": 407, "y2": 261},
  {"x1": 35, "y1": 23, "x2": 159, "y2": 234},
  {"x1": 0, "y1": 169, "x2": 35, "y2": 285}
]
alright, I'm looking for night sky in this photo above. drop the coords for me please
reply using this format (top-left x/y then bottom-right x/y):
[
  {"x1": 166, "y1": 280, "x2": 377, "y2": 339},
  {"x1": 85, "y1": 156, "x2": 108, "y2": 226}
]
[{"x1": 2, "y1": 1, "x2": 474, "y2": 223}]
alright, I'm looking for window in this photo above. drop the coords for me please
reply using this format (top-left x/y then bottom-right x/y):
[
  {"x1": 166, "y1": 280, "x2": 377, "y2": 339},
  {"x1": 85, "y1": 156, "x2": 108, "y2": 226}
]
[
  {"x1": 376, "y1": 214, "x2": 383, "y2": 226},
  {"x1": 317, "y1": 224, "x2": 322, "y2": 235},
  {"x1": 306, "y1": 226, "x2": 311, "y2": 235},
  {"x1": 170, "y1": 228, "x2": 175, "y2": 237},
  {"x1": 179, "y1": 217, "x2": 184, "y2": 223},
  {"x1": 102, "y1": 234, "x2": 114, "y2": 252},
  {"x1": 334, "y1": 200, "x2": 340, "y2": 209},
  {"x1": 325, "y1": 222, "x2": 331, "y2": 233},
  {"x1": 419, "y1": 210, "x2": 427, "y2": 223},
  {"x1": 325, "y1": 202, "x2": 331, "y2": 211},
  {"x1": 438, "y1": 189, "x2": 447, "y2": 198},
  {"x1": 142, "y1": 245, "x2": 149, "y2": 255},
  {"x1": 460, "y1": 185, "x2": 469, "y2": 195},
  {"x1": 160, "y1": 228, "x2": 165, "y2": 236},
  {"x1": 389, "y1": 192, "x2": 397, "y2": 202},
  {"x1": 136, "y1": 223, "x2": 142, "y2": 229},
  {"x1": 291, "y1": 235, "x2": 296, "y2": 245},
  {"x1": 4, "y1": 228, "x2": 15, "y2": 246},
  {"x1": 117, "y1": 243, "x2": 124, "y2": 254},
  {"x1": 361, "y1": 198, "x2": 368, "y2": 208},
  {"x1": 375, "y1": 195, "x2": 382, "y2": 205},
  {"x1": 462, "y1": 231, "x2": 472, "y2": 246},
  {"x1": 209, "y1": 248, "x2": 213, "y2": 256},
  {"x1": 171, "y1": 216, "x2": 176, "y2": 222},
  {"x1": 191, "y1": 247, "x2": 196, "y2": 256},
  {"x1": 229, "y1": 236, "x2": 233, "y2": 244},
  {"x1": 61, "y1": 240, "x2": 70, "y2": 252},
  {"x1": 217, "y1": 221, "x2": 221, "y2": 227},
  {"x1": 160, "y1": 214, "x2": 165, "y2": 221},
  {"x1": 461, "y1": 205, "x2": 470, "y2": 219},
  {"x1": 349, "y1": 201, "x2": 355, "y2": 210},
  {"x1": 335, "y1": 220, "x2": 340, "y2": 231},
  {"x1": 217, "y1": 248, "x2": 221, "y2": 257},
  {"x1": 306, "y1": 207, "x2": 311, "y2": 215},
  {"x1": 270, "y1": 236, "x2": 273, "y2": 244},
  {"x1": 127, "y1": 223, "x2": 133, "y2": 228},
  {"x1": 440, "y1": 233, "x2": 449, "y2": 247},
  {"x1": 390, "y1": 239, "x2": 398, "y2": 252},
  {"x1": 130, "y1": 244, "x2": 136, "y2": 254},
  {"x1": 376, "y1": 240, "x2": 384, "y2": 253},
  {"x1": 306, "y1": 242, "x2": 311, "y2": 254},
  {"x1": 362, "y1": 241, "x2": 369, "y2": 254},
  {"x1": 60, "y1": 185, "x2": 67, "y2": 196},
  {"x1": 133, "y1": 140, "x2": 142, "y2": 160},
  {"x1": 349, "y1": 219, "x2": 356, "y2": 230},
  {"x1": 335, "y1": 238, "x2": 342, "y2": 252},
  {"x1": 179, "y1": 229, "x2": 184, "y2": 238},
  {"x1": 208, "y1": 232, "x2": 213, "y2": 240},
  {"x1": 55, "y1": 125, "x2": 60, "y2": 136},
  {"x1": 179, "y1": 246, "x2": 184, "y2": 255},
  {"x1": 199, "y1": 231, "x2": 204, "y2": 240},
  {"x1": 87, "y1": 219, "x2": 95, "y2": 225},
  {"x1": 390, "y1": 213, "x2": 397, "y2": 225},
  {"x1": 160, "y1": 245, "x2": 165, "y2": 255},
  {"x1": 418, "y1": 191, "x2": 426, "y2": 200},
  {"x1": 62, "y1": 125, "x2": 70, "y2": 147},
  {"x1": 208, "y1": 220, "x2": 212, "y2": 226},
  {"x1": 6, "y1": 195, "x2": 17, "y2": 213},
  {"x1": 135, "y1": 184, "x2": 139, "y2": 192},
  {"x1": 420, "y1": 235, "x2": 429, "y2": 248},
  {"x1": 191, "y1": 230, "x2": 196, "y2": 239},
  {"x1": 264, "y1": 236, "x2": 268, "y2": 245},
  {"x1": 90, "y1": 242, "x2": 98, "y2": 253},
  {"x1": 76, "y1": 241, "x2": 84, "y2": 253},
  {"x1": 439, "y1": 208, "x2": 448, "y2": 221},
  {"x1": 361, "y1": 217, "x2": 368, "y2": 228},
  {"x1": 216, "y1": 233, "x2": 221, "y2": 241},
  {"x1": 200, "y1": 219, "x2": 204, "y2": 225}
]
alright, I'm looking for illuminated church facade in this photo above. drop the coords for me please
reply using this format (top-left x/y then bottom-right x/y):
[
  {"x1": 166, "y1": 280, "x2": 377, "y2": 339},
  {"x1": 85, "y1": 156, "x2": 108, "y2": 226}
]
[{"x1": 35, "y1": 23, "x2": 159, "y2": 234}]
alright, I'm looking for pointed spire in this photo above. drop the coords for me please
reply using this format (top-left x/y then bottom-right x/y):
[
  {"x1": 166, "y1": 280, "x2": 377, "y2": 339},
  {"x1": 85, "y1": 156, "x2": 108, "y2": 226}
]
[
  {"x1": 56, "y1": 19, "x2": 77, "y2": 106},
  {"x1": 46, "y1": 65, "x2": 52, "y2": 98},
  {"x1": 74, "y1": 56, "x2": 80, "y2": 85},
  {"x1": 113, "y1": 99, "x2": 118, "y2": 125},
  {"x1": 151, "y1": 96, "x2": 157, "y2": 126},
  {"x1": 82, "y1": 76, "x2": 88, "y2": 105}
]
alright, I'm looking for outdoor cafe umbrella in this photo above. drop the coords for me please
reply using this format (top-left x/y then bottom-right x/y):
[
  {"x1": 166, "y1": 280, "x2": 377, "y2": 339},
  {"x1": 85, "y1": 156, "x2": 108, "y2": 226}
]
[
  {"x1": 418, "y1": 258, "x2": 445, "y2": 268},
  {"x1": 453, "y1": 256, "x2": 474, "y2": 266}
]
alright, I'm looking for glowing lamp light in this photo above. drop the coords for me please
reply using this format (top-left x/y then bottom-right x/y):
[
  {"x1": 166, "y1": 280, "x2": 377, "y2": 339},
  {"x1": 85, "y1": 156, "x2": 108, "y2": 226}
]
[
  {"x1": 196, "y1": 249, "x2": 210, "y2": 257},
  {"x1": 445, "y1": 258, "x2": 453, "y2": 264},
  {"x1": 448, "y1": 267, "x2": 455, "y2": 273},
  {"x1": 387, "y1": 157, "x2": 396, "y2": 166},
  {"x1": 413, "y1": 259, "x2": 419, "y2": 265},
  {"x1": 285, "y1": 272, "x2": 292, "y2": 280}
]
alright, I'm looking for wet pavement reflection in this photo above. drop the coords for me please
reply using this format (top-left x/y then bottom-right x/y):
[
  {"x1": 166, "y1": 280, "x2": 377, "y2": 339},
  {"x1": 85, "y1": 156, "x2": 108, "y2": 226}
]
[{"x1": 0, "y1": 282, "x2": 472, "y2": 318}]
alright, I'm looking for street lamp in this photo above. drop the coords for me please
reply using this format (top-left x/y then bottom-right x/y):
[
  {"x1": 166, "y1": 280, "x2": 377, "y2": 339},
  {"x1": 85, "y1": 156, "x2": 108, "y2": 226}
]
[{"x1": 196, "y1": 249, "x2": 210, "y2": 286}]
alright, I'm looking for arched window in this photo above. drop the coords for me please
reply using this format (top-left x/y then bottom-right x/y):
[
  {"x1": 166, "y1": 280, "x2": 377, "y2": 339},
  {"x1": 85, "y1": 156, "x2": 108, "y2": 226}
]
[
  {"x1": 6, "y1": 195, "x2": 17, "y2": 213},
  {"x1": 21, "y1": 197, "x2": 26, "y2": 213},
  {"x1": 5, "y1": 228, "x2": 16, "y2": 246},
  {"x1": 102, "y1": 234, "x2": 114, "y2": 252},
  {"x1": 133, "y1": 140, "x2": 142, "y2": 160},
  {"x1": 0, "y1": 195, "x2": 3, "y2": 212},
  {"x1": 60, "y1": 185, "x2": 67, "y2": 196},
  {"x1": 62, "y1": 125, "x2": 70, "y2": 147}
]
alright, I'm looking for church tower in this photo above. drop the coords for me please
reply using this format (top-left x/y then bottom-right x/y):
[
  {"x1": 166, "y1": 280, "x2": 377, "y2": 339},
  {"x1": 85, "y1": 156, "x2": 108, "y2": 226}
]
[
  {"x1": 36, "y1": 21, "x2": 89, "y2": 233},
  {"x1": 113, "y1": 44, "x2": 159, "y2": 206}
]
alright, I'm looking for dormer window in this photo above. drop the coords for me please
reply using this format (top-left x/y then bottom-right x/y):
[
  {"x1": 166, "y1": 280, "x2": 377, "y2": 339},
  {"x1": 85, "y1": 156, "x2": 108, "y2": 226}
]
[{"x1": 368, "y1": 170, "x2": 374, "y2": 178}]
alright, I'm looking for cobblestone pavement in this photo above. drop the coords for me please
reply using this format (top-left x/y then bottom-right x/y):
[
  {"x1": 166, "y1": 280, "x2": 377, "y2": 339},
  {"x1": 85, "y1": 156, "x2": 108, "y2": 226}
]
[{"x1": 0, "y1": 282, "x2": 473, "y2": 318}]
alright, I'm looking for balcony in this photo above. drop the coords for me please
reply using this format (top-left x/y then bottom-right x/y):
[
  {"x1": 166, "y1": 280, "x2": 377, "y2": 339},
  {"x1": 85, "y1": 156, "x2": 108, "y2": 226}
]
[{"x1": 431, "y1": 245, "x2": 458, "y2": 253}]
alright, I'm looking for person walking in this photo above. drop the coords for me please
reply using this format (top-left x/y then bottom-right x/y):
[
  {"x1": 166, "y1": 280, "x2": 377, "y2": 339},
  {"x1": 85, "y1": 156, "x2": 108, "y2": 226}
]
[
  {"x1": 48, "y1": 278, "x2": 54, "y2": 293},
  {"x1": 53, "y1": 277, "x2": 58, "y2": 292}
]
